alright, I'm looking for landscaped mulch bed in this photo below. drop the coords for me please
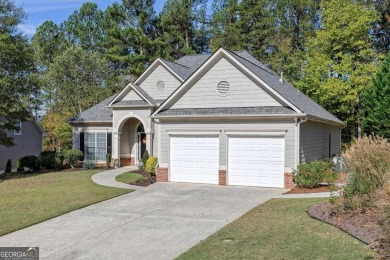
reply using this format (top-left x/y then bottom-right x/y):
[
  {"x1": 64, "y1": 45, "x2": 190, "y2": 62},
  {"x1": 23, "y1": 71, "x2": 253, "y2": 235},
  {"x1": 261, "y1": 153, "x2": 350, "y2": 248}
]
[
  {"x1": 130, "y1": 169, "x2": 156, "y2": 186},
  {"x1": 308, "y1": 202, "x2": 388, "y2": 257}
]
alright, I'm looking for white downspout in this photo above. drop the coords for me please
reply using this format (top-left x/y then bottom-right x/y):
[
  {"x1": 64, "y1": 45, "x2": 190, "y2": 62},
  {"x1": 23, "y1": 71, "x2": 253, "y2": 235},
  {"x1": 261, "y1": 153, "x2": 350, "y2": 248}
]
[{"x1": 295, "y1": 117, "x2": 308, "y2": 169}]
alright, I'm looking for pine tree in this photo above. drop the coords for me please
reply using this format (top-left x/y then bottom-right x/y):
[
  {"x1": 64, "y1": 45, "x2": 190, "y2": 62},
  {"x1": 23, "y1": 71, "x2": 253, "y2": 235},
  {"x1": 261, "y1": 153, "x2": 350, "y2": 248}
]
[
  {"x1": 0, "y1": 0, "x2": 34, "y2": 147},
  {"x1": 159, "y1": 0, "x2": 208, "y2": 59},
  {"x1": 62, "y1": 2, "x2": 106, "y2": 53},
  {"x1": 210, "y1": 0, "x2": 241, "y2": 51},
  {"x1": 362, "y1": 51, "x2": 390, "y2": 138}
]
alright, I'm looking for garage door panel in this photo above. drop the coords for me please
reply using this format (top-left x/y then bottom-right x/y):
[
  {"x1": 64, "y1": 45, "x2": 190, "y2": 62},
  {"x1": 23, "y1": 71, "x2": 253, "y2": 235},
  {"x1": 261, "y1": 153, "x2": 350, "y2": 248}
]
[
  {"x1": 170, "y1": 136, "x2": 219, "y2": 184},
  {"x1": 228, "y1": 136, "x2": 285, "y2": 188}
]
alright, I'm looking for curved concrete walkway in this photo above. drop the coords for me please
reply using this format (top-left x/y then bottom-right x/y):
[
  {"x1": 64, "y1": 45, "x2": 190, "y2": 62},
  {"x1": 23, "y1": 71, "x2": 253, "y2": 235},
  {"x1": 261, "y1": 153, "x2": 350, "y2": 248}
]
[{"x1": 92, "y1": 166, "x2": 142, "y2": 190}]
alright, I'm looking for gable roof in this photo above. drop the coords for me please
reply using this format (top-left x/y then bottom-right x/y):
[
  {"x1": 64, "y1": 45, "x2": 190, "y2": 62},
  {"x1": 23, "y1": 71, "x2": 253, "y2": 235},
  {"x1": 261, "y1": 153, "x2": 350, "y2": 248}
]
[
  {"x1": 69, "y1": 95, "x2": 115, "y2": 123},
  {"x1": 134, "y1": 58, "x2": 184, "y2": 85},
  {"x1": 152, "y1": 48, "x2": 344, "y2": 125},
  {"x1": 108, "y1": 82, "x2": 154, "y2": 107}
]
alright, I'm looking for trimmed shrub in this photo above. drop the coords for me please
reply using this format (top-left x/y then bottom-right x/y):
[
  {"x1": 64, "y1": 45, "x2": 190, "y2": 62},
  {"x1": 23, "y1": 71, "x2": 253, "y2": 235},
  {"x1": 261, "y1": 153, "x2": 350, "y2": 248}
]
[
  {"x1": 106, "y1": 153, "x2": 111, "y2": 168},
  {"x1": 145, "y1": 157, "x2": 158, "y2": 175},
  {"x1": 5, "y1": 159, "x2": 11, "y2": 173},
  {"x1": 82, "y1": 160, "x2": 96, "y2": 170},
  {"x1": 141, "y1": 150, "x2": 149, "y2": 168},
  {"x1": 16, "y1": 159, "x2": 23, "y2": 172},
  {"x1": 20, "y1": 155, "x2": 40, "y2": 171},
  {"x1": 293, "y1": 160, "x2": 337, "y2": 188},
  {"x1": 39, "y1": 151, "x2": 56, "y2": 170},
  {"x1": 63, "y1": 149, "x2": 83, "y2": 168}
]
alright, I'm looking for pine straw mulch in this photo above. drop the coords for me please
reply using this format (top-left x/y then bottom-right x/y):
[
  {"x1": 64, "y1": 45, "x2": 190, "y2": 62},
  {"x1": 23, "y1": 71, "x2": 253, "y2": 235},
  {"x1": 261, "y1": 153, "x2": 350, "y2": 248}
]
[{"x1": 308, "y1": 192, "x2": 390, "y2": 258}]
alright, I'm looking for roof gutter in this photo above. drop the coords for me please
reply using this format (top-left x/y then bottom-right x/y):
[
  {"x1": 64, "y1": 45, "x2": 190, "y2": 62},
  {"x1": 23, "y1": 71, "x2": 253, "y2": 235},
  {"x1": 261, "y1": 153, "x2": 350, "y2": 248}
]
[
  {"x1": 306, "y1": 115, "x2": 345, "y2": 127},
  {"x1": 151, "y1": 113, "x2": 307, "y2": 119}
]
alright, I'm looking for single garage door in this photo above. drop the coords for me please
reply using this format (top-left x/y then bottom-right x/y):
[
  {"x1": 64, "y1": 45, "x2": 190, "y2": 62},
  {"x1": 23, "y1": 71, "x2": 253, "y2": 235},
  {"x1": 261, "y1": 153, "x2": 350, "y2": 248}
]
[
  {"x1": 228, "y1": 136, "x2": 285, "y2": 188},
  {"x1": 170, "y1": 136, "x2": 219, "y2": 184}
]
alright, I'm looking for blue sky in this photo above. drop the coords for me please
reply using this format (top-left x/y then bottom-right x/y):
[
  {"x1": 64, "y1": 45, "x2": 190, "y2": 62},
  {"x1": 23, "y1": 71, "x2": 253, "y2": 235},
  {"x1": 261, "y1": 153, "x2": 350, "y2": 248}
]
[{"x1": 14, "y1": 0, "x2": 166, "y2": 36}]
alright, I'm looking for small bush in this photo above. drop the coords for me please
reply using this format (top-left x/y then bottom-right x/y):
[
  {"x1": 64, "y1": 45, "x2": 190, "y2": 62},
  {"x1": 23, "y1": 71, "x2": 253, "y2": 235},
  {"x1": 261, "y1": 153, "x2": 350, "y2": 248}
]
[
  {"x1": 40, "y1": 151, "x2": 64, "y2": 170},
  {"x1": 145, "y1": 157, "x2": 158, "y2": 175},
  {"x1": 4, "y1": 159, "x2": 11, "y2": 173},
  {"x1": 16, "y1": 159, "x2": 23, "y2": 172},
  {"x1": 293, "y1": 160, "x2": 337, "y2": 188},
  {"x1": 20, "y1": 155, "x2": 40, "y2": 171},
  {"x1": 141, "y1": 150, "x2": 149, "y2": 168},
  {"x1": 63, "y1": 149, "x2": 83, "y2": 168},
  {"x1": 82, "y1": 160, "x2": 96, "y2": 170},
  {"x1": 106, "y1": 153, "x2": 111, "y2": 168}
]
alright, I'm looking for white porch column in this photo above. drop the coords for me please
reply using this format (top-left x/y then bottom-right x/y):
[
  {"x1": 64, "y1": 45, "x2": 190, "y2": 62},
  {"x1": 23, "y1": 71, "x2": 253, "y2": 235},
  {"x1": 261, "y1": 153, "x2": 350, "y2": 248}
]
[
  {"x1": 112, "y1": 132, "x2": 121, "y2": 161},
  {"x1": 146, "y1": 132, "x2": 152, "y2": 156}
]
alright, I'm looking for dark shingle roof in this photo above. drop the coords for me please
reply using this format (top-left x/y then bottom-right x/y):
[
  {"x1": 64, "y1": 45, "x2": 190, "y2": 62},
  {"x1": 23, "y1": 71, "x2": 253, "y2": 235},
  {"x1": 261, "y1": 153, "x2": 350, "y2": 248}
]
[
  {"x1": 226, "y1": 50, "x2": 343, "y2": 124},
  {"x1": 71, "y1": 49, "x2": 343, "y2": 125},
  {"x1": 160, "y1": 59, "x2": 192, "y2": 80},
  {"x1": 70, "y1": 95, "x2": 115, "y2": 123},
  {"x1": 157, "y1": 106, "x2": 296, "y2": 117}
]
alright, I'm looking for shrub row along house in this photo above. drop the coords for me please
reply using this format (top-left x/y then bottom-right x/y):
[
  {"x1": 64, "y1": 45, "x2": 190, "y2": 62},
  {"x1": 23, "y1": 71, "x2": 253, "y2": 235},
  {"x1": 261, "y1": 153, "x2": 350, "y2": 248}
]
[{"x1": 69, "y1": 48, "x2": 343, "y2": 188}]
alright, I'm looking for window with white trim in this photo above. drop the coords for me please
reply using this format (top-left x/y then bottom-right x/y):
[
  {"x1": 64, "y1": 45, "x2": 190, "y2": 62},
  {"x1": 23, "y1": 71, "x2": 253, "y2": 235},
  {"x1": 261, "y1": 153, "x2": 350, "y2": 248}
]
[
  {"x1": 14, "y1": 121, "x2": 22, "y2": 135},
  {"x1": 85, "y1": 133, "x2": 107, "y2": 161}
]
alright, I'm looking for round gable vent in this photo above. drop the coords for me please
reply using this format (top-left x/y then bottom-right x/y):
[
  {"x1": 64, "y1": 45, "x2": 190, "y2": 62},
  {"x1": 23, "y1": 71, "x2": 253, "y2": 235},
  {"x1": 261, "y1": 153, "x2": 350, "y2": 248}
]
[
  {"x1": 156, "y1": 81, "x2": 165, "y2": 91},
  {"x1": 216, "y1": 81, "x2": 231, "y2": 97}
]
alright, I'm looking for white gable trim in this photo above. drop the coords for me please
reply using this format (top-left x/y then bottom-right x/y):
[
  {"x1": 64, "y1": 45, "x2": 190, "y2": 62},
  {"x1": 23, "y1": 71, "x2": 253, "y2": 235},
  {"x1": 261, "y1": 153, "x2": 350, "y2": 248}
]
[
  {"x1": 107, "y1": 82, "x2": 153, "y2": 107},
  {"x1": 134, "y1": 58, "x2": 184, "y2": 85},
  {"x1": 152, "y1": 48, "x2": 302, "y2": 116}
]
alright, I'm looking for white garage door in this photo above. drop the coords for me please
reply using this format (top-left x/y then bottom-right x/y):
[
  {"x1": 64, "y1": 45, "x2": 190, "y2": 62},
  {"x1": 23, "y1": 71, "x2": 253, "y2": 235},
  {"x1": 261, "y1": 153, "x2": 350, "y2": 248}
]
[
  {"x1": 228, "y1": 136, "x2": 285, "y2": 188},
  {"x1": 170, "y1": 136, "x2": 219, "y2": 184}
]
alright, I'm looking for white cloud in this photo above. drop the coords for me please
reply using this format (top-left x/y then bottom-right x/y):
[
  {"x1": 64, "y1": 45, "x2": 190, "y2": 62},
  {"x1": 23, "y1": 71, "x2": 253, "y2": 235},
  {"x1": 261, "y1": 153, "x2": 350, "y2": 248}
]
[
  {"x1": 17, "y1": 24, "x2": 37, "y2": 36},
  {"x1": 14, "y1": 0, "x2": 89, "y2": 14}
]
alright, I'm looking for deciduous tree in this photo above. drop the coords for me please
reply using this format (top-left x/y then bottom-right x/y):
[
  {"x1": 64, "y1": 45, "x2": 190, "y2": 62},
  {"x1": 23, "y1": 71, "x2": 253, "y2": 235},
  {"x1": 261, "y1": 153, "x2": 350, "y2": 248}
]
[{"x1": 298, "y1": 0, "x2": 380, "y2": 142}]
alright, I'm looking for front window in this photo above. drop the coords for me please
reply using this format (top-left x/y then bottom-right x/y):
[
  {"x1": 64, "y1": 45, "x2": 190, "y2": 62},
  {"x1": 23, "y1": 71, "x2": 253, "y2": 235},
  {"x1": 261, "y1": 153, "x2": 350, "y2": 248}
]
[
  {"x1": 85, "y1": 133, "x2": 106, "y2": 161},
  {"x1": 14, "y1": 121, "x2": 22, "y2": 135}
]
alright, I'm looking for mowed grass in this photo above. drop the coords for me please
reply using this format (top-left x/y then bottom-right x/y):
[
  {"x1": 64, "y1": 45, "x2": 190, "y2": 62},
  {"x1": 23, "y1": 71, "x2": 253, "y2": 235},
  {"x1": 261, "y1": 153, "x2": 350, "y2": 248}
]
[
  {"x1": 0, "y1": 170, "x2": 131, "y2": 236},
  {"x1": 116, "y1": 171, "x2": 145, "y2": 184},
  {"x1": 178, "y1": 198, "x2": 375, "y2": 260}
]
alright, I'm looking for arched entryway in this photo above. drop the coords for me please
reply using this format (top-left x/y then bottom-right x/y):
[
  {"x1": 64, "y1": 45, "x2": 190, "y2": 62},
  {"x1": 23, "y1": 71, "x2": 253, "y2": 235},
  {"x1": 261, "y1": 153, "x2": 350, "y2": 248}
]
[{"x1": 118, "y1": 118, "x2": 148, "y2": 166}]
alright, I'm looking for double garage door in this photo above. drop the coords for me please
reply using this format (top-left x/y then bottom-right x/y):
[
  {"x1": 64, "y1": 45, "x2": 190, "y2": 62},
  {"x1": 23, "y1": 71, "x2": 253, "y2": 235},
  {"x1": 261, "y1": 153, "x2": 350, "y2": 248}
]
[{"x1": 170, "y1": 135, "x2": 285, "y2": 188}]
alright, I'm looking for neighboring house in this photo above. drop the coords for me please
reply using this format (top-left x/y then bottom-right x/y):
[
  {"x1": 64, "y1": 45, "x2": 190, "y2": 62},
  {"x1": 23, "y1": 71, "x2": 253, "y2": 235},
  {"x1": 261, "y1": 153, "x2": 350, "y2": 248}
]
[
  {"x1": 0, "y1": 118, "x2": 46, "y2": 172},
  {"x1": 70, "y1": 48, "x2": 344, "y2": 188}
]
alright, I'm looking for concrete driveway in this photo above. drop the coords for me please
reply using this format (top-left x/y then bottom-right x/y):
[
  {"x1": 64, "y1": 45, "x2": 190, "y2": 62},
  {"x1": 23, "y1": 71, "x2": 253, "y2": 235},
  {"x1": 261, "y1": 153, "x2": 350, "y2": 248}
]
[{"x1": 0, "y1": 183, "x2": 283, "y2": 260}]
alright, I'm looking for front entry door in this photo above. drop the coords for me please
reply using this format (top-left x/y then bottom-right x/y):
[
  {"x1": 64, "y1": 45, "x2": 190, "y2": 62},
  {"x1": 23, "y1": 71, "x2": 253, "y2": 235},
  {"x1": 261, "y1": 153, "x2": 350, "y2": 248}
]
[{"x1": 137, "y1": 133, "x2": 146, "y2": 165}]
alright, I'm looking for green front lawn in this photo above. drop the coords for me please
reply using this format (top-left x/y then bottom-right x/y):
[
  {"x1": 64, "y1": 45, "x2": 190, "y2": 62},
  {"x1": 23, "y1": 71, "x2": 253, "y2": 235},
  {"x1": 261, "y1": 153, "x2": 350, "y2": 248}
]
[
  {"x1": 115, "y1": 171, "x2": 145, "y2": 184},
  {"x1": 0, "y1": 170, "x2": 131, "y2": 236},
  {"x1": 178, "y1": 198, "x2": 375, "y2": 260}
]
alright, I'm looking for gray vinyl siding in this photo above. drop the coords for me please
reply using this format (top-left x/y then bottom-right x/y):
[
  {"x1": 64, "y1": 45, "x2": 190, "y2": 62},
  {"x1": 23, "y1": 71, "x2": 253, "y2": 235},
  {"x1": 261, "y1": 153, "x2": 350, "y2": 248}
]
[
  {"x1": 139, "y1": 65, "x2": 181, "y2": 100},
  {"x1": 0, "y1": 121, "x2": 43, "y2": 171},
  {"x1": 171, "y1": 57, "x2": 282, "y2": 109},
  {"x1": 300, "y1": 120, "x2": 341, "y2": 163},
  {"x1": 159, "y1": 119, "x2": 296, "y2": 172},
  {"x1": 122, "y1": 90, "x2": 143, "y2": 101}
]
